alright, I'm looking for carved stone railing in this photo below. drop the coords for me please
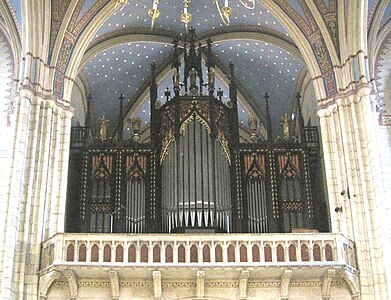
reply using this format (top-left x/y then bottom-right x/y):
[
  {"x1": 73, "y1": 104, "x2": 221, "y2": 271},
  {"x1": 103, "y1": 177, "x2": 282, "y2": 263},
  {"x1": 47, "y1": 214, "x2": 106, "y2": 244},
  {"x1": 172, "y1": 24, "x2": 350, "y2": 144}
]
[
  {"x1": 40, "y1": 233, "x2": 356, "y2": 270},
  {"x1": 70, "y1": 126, "x2": 93, "y2": 147}
]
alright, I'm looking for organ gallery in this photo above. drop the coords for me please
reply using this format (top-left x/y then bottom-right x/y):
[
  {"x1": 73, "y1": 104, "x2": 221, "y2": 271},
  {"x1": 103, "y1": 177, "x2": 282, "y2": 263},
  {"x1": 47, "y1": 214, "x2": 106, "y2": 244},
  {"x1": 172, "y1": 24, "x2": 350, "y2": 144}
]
[{"x1": 66, "y1": 29, "x2": 327, "y2": 235}]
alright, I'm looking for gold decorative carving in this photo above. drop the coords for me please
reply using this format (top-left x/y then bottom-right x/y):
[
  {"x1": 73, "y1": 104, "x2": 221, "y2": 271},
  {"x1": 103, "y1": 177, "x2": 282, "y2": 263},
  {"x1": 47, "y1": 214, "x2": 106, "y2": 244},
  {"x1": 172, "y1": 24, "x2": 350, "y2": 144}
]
[{"x1": 179, "y1": 112, "x2": 211, "y2": 135}]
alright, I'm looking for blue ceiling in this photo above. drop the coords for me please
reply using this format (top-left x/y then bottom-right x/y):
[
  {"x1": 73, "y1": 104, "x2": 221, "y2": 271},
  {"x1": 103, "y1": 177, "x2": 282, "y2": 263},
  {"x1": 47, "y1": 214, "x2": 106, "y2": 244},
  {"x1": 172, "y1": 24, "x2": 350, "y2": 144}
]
[
  {"x1": 213, "y1": 40, "x2": 303, "y2": 125},
  {"x1": 80, "y1": 0, "x2": 304, "y2": 136},
  {"x1": 94, "y1": 0, "x2": 289, "y2": 39},
  {"x1": 83, "y1": 41, "x2": 173, "y2": 122},
  {"x1": 4, "y1": 0, "x2": 391, "y2": 136}
]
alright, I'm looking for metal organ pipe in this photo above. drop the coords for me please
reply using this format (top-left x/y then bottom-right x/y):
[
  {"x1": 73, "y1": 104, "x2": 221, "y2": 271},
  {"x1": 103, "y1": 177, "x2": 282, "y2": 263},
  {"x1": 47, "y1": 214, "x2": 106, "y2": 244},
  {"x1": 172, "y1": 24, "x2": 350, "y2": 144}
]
[
  {"x1": 246, "y1": 164, "x2": 268, "y2": 233},
  {"x1": 161, "y1": 116, "x2": 232, "y2": 232}
]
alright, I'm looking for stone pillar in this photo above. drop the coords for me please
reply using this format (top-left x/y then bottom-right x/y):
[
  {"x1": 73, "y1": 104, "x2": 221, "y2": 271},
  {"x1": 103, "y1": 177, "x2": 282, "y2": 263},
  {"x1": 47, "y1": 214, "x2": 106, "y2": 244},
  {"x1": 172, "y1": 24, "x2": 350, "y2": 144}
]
[
  {"x1": 321, "y1": 269, "x2": 336, "y2": 300},
  {"x1": 317, "y1": 86, "x2": 388, "y2": 299},
  {"x1": 64, "y1": 269, "x2": 78, "y2": 300},
  {"x1": 239, "y1": 270, "x2": 250, "y2": 300},
  {"x1": 0, "y1": 93, "x2": 33, "y2": 299},
  {"x1": 153, "y1": 270, "x2": 162, "y2": 299},
  {"x1": 0, "y1": 88, "x2": 73, "y2": 299},
  {"x1": 109, "y1": 270, "x2": 119, "y2": 300},
  {"x1": 280, "y1": 269, "x2": 292, "y2": 300},
  {"x1": 196, "y1": 270, "x2": 205, "y2": 298}
]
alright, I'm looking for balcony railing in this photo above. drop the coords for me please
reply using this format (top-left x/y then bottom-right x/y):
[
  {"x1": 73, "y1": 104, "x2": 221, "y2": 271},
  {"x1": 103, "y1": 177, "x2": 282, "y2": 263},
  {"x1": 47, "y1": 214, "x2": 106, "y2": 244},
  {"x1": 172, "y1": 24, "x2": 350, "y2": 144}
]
[
  {"x1": 40, "y1": 233, "x2": 356, "y2": 271},
  {"x1": 70, "y1": 126, "x2": 93, "y2": 147}
]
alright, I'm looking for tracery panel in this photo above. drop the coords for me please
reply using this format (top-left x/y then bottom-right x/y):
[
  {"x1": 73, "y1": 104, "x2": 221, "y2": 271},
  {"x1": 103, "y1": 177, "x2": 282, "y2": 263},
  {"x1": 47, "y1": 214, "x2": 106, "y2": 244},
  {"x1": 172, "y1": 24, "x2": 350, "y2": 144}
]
[
  {"x1": 89, "y1": 154, "x2": 113, "y2": 233},
  {"x1": 243, "y1": 153, "x2": 268, "y2": 233},
  {"x1": 125, "y1": 153, "x2": 147, "y2": 233},
  {"x1": 276, "y1": 153, "x2": 305, "y2": 232}
]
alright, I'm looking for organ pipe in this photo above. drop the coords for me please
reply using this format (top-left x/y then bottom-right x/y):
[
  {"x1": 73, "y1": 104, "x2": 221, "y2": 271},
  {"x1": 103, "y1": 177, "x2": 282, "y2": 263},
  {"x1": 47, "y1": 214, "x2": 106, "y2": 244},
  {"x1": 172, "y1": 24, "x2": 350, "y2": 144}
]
[{"x1": 161, "y1": 117, "x2": 232, "y2": 233}]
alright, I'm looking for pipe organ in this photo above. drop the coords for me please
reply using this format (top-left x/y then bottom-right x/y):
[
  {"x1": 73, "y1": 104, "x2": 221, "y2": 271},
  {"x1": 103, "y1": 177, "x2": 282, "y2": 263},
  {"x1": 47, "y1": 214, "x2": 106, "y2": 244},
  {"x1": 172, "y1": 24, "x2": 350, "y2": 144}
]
[
  {"x1": 160, "y1": 97, "x2": 233, "y2": 233},
  {"x1": 66, "y1": 30, "x2": 327, "y2": 234}
]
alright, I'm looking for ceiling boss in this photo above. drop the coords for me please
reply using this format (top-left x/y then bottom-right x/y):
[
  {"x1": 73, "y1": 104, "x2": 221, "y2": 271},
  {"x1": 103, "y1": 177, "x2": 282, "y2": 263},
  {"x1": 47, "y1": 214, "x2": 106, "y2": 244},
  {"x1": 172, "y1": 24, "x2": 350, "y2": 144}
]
[{"x1": 145, "y1": 0, "x2": 255, "y2": 29}]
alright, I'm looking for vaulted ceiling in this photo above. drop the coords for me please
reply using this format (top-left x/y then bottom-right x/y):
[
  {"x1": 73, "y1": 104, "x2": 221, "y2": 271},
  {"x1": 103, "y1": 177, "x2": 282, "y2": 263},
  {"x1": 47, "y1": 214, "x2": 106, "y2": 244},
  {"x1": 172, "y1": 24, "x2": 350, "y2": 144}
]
[
  {"x1": 4, "y1": 0, "x2": 391, "y2": 135},
  {"x1": 79, "y1": 0, "x2": 303, "y2": 134}
]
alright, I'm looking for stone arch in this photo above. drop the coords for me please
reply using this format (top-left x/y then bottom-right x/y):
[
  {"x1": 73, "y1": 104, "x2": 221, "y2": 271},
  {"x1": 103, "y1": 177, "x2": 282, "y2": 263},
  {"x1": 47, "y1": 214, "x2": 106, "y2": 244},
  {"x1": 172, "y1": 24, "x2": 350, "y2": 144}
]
[
  {"x1": 258, "y1": 0, "x2": 330, "y2": 99},
  {"x1": 71, "y1": 29, "x2": 312, "y2": 126},
  {"x1": 0, "y1": 7, "x2": 21, "y2": 126},
  {"x1": 368, "y1": 2, "x2": 390, "y2": 76},
  {"x1": 0, "y1": 29, "x2": 15, "y2": 127},
  {"x1": 0, "y1": 0, "x2": 22, "y2": 75},
  {"x1": 58, "y1": 0, "x2": 335, "y2": 105},
  {"x1": 0, "y1": 18, "x2": 20, "y2": 244}
]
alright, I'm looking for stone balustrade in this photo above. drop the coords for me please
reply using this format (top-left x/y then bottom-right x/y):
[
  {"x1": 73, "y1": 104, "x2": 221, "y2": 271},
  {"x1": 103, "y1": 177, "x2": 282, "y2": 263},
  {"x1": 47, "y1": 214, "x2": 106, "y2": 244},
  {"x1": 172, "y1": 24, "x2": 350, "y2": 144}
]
[{"x1": 40, "y1": 233, "x2": 356, "y2": 271}]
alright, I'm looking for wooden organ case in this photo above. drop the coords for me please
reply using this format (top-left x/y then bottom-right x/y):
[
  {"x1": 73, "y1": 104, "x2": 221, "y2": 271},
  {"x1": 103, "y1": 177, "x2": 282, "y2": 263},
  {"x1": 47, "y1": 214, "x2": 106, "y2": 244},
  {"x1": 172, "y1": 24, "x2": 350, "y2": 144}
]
[{"x1": 66, "y1": 31, "x2": 328, "y2": 234}]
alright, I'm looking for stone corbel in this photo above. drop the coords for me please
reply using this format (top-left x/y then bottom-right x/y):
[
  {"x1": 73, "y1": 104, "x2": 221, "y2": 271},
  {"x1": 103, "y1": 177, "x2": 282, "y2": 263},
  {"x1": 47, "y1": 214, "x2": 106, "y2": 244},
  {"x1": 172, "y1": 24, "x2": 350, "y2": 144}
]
[
  {"x1": 280, "y1": 269, "x2": 293, "y2": 300},
  {"x1": 109, "y1": 270, "x2": 120, "y2": 300},
  {"x1": 38, "y1": 269, "x2": 61, "y2": 299},
  {"x1": 64, "y1": 269, "x2": 78, "y2": 300},
  {"x1": 196, "y1": 270, "x2": 206, "y2": 298},
  {"x1": 322, "y1": 268, "x2": 336, "y2": 300},
  {"x1": 153, "y1": 270, "x2": 162, "y2": 299},
  {"x1": 338, "y1": 268, "x2": 360, "y2": 299},
  {"x1": 239, "y1": 270, "x2": 250, "y2": 300}
]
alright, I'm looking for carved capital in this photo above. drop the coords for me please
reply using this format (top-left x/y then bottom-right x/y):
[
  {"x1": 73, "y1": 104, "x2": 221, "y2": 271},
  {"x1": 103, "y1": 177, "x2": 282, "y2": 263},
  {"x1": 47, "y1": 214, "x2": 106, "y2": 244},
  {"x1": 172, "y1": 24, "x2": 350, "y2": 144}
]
[
  {"x1": 240, "y1": 270, "x2": 250, "y2": 279},
  {"x1": 197, "y1": 270, "x2": 206, "y2": 279}
]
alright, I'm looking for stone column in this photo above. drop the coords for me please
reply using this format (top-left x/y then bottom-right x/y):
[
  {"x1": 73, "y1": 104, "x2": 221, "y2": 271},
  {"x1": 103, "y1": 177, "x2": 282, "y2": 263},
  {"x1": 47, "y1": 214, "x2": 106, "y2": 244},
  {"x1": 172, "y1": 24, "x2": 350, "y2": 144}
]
[
  {"x1": 239, "y1": 270, "x2": 250, "y2": 300},
  {"x1": 196, "y1": 270, "x2": 205, "y2": 298},
  {"x1": 317, "y1": 86, "x2": 388, "y2": 299},
  {"x1": 0, "y1": 88, "x2": 73, "y2": 299},
  {"x1": 0, "y1": 94, "x2": 33, "y2": 299},
  {"x1": 153, "y1": 270, "x2": 162, "y2": 299},
  {"x1": 280, "y1": 269, "x2": 292, "y2": 300},
  {"x1": 109, "y1": 270, "x2": 119, "y2": 300}
]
